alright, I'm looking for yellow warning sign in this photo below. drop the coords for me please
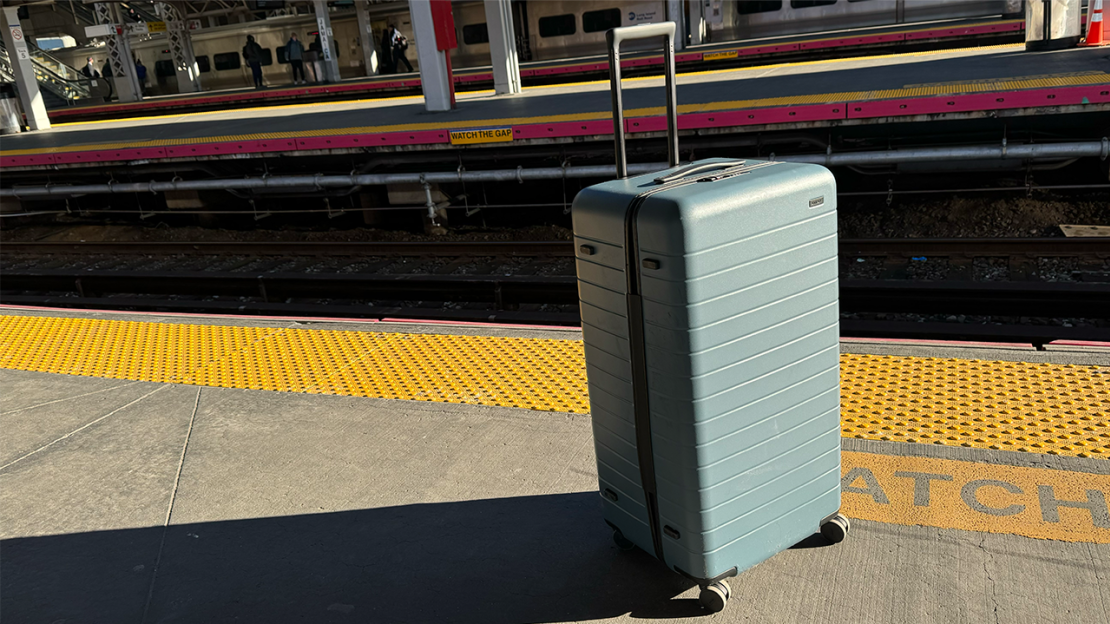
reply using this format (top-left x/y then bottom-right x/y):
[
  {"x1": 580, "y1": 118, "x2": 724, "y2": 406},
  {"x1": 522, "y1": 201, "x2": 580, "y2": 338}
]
[
  {"x1": 449, "y1": 127, "x2": 513, "y2": 145},
  {"x1": 147, "y1": 21, "x2": 167, "y2": 33},
  {"x1": 703, "y1": 50, "x2": 738, "y2": 61}
]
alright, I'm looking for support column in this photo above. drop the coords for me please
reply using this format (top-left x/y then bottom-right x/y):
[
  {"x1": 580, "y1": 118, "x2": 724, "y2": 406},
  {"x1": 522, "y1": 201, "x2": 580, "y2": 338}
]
[
  {"x1": 409, "y1": 0, "x2": 452, "y2": 111},
  {"x1": 1, "y1": 6, "x2": 49, "y2": 130},
  {"x1": 312, "y1": 0, "x2": 341, "y2": 82},
  {"x1": 355, "y1": 0, "x2": 378, "y2": 75},
  {"x1": 666, "y1": 0, "x2": 686, "y2": 50},
  {"x1": 484, "y1": 0, "x2": 520, "y2": 94},
  {"x1": 94, "y1": 2, "x2": 143, "y2": 102},
  {"x1": 689, "y1": 0, "x2": 706, "y2": 45},
  {"x1": 156, "y1": 2, "x2": 200, "y2": 93}
]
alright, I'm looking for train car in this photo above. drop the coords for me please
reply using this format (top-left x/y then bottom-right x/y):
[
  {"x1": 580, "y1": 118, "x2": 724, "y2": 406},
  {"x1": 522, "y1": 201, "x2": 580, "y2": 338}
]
[
  {"x1": 708, "y1": 0, "x2": 1023, "y2": 41},
  {"x1": 56, "y1": 0, "x2": 1027, "y2": 97}
]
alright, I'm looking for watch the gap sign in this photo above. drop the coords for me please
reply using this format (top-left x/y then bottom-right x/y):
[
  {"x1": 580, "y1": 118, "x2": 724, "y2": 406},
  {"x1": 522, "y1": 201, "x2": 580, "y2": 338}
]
[{"x1": 450, "y1": 128, "x2": 513, "y2": 145}]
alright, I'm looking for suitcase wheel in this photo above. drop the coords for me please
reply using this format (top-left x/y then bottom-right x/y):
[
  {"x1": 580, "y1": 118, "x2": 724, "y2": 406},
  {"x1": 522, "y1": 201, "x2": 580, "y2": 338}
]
[
  {"x1": 820, "y1": 514, "x2": 851, "y2": 544},
  {"x1": 698, "y1": 582, "x2": 730, "y2": 613},
  {"x1": 612, "y1": 528, "x2": 636, "y2": 551}
]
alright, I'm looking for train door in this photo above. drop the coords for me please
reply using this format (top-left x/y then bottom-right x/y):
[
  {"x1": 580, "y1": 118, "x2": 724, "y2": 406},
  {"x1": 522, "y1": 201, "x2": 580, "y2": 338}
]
[{"x1": 513, "y1": 1, "x2": 532, "y2": 61}]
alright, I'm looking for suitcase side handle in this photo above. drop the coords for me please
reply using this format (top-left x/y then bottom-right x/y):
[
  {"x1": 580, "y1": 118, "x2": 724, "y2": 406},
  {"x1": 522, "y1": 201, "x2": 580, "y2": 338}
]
[
  {"x1": 606, "y1": 22, "x2": 679, "y2": 179},
  {"x1": 652, "y1": 160, "x2": 747, "y2": 184}
]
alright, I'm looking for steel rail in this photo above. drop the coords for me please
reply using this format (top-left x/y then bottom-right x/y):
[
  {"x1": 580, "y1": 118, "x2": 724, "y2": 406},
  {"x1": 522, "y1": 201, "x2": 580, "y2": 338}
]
[
  {"x1": 3, "y1": 238, "x2": 1107, "y2": 257},
  {"x1": 3, "y1": 140, "x2": 1107, "y2": 199}
]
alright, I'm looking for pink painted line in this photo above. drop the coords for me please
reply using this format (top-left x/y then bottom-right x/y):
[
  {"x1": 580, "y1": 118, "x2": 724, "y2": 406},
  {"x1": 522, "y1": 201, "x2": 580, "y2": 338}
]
[
  {"x1": 626, "y1": 102, "x2": 847, "y2": 133},
  {"x1": 1, "y1": 153, "x2": 57, "y2": 167},
  {"x1": 849, "y1": 85, "x2": 1110, "y2": 119},
  {"x1": 379, "y1": 317, "x2": 580, "y2": 331},
  {"x1": 511, "y1": 119, "x2": 612, "y2": 140},
  {"x1": 53, "y1": 147, "x2": 168, "y2": 164},
  {"x1": 296, "y1": 129, "x2": 449, "y2": 149},
  {"x1": 799, "y1": 33, "x2": 904, "y2": 51},
  {"x1": 737, "y1": 43, "x2": 801, "y2": 56},
  {"x1": 840, "y1": 336, "x2": 1038, "y2": 349},
  {"x1": 1050, "y1": 340, "x2": 1110, "y2": 348},
  {"x1": 905, "y1": 21, "x2": 1023, "y2": 41}
]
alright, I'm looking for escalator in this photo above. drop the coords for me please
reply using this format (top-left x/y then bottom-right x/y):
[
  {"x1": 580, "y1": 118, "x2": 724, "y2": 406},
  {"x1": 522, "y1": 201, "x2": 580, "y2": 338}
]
[{"x1": 0, "y1": 38, "x2": 96, "y2": 109}]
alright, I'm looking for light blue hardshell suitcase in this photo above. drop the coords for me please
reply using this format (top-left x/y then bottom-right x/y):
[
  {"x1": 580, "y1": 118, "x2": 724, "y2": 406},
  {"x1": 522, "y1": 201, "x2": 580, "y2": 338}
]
[{"x1": 573, "y1": 23, "x2": 849, "y2": 612}]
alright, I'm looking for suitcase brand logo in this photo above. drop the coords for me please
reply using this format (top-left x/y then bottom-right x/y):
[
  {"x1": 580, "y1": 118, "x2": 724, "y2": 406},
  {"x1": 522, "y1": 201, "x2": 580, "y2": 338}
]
[
  {"x1": 450, "y1": 128, "x2": 513, "y2": 145},
  {"x1": 809, "y1": 196, "x2": 825, "y2": 208}
]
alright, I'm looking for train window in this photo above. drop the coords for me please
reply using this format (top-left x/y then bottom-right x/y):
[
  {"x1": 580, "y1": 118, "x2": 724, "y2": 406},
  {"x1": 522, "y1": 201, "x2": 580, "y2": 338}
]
[
  {"x1": 462, "y1": 23, "x2": 489, "y2": 45},
  {"x1": 583, "y1": 8, "x2": 621, "y2": 33},
  {"x1": 258, "y1": 48, "x2": 274, "y2": 66},
  {"x1": 196, "y1": 55, "x2": 211, "y2": 73},
  {"x1": 538, "y1": 14, "x2": 576, "y2": 38},
  {"x1": 154, "y1": 60, "x2": 175, "y2": 78},
  {"x1": 791, "y1": 0, "x2": 837, "y2": 8},
  {"x1": 213, "y1": 52, "x2": 240, "y2": 71},
  {"x1": 738, "y1": 1, "x2": 782, "y2": 14},
  {"x1": 277, "y1": 46, "x2": 289, "y2": 64}
]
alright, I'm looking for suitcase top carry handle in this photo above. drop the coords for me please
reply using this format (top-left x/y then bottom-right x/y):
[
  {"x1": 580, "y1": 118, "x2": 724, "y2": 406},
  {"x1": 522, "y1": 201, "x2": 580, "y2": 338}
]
[
  {"x1": 653, "y1": 160, "x2": 747, "y2": 184},
  {"x1": 606, "y1": 22, "x2": 679, "y2": 179}
]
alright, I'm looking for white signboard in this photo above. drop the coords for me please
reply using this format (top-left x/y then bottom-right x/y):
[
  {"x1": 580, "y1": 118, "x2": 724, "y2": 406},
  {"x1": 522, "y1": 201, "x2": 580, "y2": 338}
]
[
  {"x1": 624, "y1": 3, "x2": 663, "y2": 25},
  {"x1": 186, "y1": 19, "x2": 202, "y2": 31},
  {"x1": 16, "y1": 47, "x2": 29, "y2": 60},
  {"x1": 84, "y1": 24, "x2": 114, "y2": 38}
]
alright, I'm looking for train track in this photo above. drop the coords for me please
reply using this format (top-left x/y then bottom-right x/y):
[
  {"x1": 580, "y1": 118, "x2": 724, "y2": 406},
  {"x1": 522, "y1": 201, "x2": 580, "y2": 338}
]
[
  {"x1": 2, "y1": 238, "x2": 1108, "y2": 344},
  {"x1": 4, "y1": 238, "x2": 1108, "y2": 256}
]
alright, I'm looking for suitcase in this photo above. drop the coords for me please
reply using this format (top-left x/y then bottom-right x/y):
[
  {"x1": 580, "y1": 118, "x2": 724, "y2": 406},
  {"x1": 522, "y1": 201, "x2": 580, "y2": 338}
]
[{"x1": 573, "y1": 22, "x2": 849, "y2": 613}]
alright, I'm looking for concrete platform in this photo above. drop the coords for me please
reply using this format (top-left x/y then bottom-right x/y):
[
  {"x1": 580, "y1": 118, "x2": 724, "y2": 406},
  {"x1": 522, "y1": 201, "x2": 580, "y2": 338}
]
[{"x1": 1, "y1": 310, "x2": 1108, "y2": 623}]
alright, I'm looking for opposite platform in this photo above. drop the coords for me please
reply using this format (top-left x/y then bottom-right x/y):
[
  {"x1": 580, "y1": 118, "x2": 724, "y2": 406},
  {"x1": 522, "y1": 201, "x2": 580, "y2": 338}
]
[{"x1": 2, "y1": 45, "x2": 1107, "y2": 169}]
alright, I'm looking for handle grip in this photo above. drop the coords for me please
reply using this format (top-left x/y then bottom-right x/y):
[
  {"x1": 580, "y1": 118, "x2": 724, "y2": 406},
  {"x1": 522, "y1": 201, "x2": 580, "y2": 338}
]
[
  {"x1": 653, "y1": 160, "x2": 746, "y2": 184},
  {"x1": 607, "y1": 23, "x2": 679, "y2": 179}
]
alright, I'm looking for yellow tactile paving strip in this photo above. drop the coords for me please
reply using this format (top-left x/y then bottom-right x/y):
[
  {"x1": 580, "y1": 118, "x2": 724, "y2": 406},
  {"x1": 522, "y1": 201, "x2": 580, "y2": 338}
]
[{"x1": 0, "y1": 315, "x2": 1107, "y2": 459}]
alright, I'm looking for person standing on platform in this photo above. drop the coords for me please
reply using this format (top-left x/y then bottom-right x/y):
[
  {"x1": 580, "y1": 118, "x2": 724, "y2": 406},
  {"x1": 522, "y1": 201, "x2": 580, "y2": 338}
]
[
  {"x1": 310, "y1": 35, "x2": 326, "y2": 82},
  {"x1": 390, "y1": 25, "x2": 413, "y2": 73},
  {"x1": 134, "y1": 57, "x2": 147, "y2": 95},
  {"x1": 242, "y1": 35, "x2": 265, "y2": 88},
  {"x1": 379, "y1": 28, "x2": 393, "y2": 75},
  {"x1": 101, "y1": 59, "x2": 114, "y2": 102},
  {"x1": 81, "y1": 57, "x2": 99, "y2": 78},
  {"x1": 286, "y1": 32, "x2": 305, "y2": 84}
]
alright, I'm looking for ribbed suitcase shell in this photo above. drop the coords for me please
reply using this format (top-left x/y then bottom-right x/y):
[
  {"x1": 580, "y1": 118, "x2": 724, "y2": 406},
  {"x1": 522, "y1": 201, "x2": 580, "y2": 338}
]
[{"x1": 573, "y1": 158, "x2": 841, "y2": 582}]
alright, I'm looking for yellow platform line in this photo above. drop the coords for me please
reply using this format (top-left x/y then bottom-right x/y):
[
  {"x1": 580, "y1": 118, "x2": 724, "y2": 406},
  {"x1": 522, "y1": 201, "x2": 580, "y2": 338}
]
[{"x1": 0, "y1": 315, "x2": 1107, "y2": 459}]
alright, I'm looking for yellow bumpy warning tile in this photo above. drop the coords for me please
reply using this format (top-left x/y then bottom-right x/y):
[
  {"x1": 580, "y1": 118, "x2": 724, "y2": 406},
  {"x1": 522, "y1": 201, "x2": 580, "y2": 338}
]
[{"x1": 1, "y1": 315, "x2": 1107, "y2": 458}]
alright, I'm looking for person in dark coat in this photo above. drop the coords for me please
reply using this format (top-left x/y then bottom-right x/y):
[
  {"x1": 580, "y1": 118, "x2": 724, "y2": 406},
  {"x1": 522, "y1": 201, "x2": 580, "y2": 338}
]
[
  {"x1": 390, "y1": 25, "x2": 413, "y2": 73},
  {"x1": 379, "y1": 28, "x2": 393, "y2": 75},
  {"x1": 81, "y1": 57, "x2": 99, "y2": 78},
  {"x1": 134, "y1": 57, "x2": 147, "y2": 95},
  {"x1": 242, "y1": 35, "x2": 265, "y2": 88},
  {"x1": 101, "y1": 59, "x2": 114, "y2": 101},
  {"x1": 286, "y1": 33, "x2": 305, "y2": 84}
]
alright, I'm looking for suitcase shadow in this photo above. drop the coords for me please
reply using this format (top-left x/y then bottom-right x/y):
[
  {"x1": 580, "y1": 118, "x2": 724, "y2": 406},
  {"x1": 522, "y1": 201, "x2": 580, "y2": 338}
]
[{"x1": 2, "y1": 492, "x2": 712, "y2": 622}]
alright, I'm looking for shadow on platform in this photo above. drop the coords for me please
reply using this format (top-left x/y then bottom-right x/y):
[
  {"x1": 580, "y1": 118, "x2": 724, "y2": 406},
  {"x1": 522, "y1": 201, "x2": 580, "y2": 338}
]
[{"x1": 2, "y1": 492, "x2": 737, "y2": 623}]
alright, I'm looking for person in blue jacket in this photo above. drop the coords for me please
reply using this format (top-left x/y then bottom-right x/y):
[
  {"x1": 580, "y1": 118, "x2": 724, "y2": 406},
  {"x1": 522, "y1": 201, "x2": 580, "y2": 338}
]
[
  {"x1": 286, "y1": 32, "x2": 305, "y2": 84},
  {"x1": 134, "y1": 57, "x2": 147, "y2": 95}
]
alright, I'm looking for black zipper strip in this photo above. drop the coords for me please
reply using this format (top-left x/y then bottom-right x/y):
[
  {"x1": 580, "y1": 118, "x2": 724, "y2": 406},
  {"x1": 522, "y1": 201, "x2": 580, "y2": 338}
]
[
  {"x1": 621, "y1": 161, "x2": 777, "y2": 563},
  {"x1": 623, "y1": 177, "x2": 699, "y2": 563}
]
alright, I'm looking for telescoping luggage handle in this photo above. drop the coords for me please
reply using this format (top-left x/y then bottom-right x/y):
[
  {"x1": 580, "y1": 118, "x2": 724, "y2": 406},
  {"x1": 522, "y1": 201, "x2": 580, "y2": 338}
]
[{"x1": 607, "y1": 22, "x2": 680, "y2": 179}]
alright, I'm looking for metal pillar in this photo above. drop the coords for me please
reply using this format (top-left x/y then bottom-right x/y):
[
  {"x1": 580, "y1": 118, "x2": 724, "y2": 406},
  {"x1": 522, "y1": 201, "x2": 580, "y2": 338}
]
[
  {"x1": 1, "y1": 6, "x2": 49, "y2": 130},
  {"x1": 409, "y1": 0, "x2": 452, "y2": 111},
  {"x1": 666, "y1": 0, "x2": 686, "y2": 50},
  {"x1": 94, "y1": 2, "x2": 142, "y2": 102},
  {"x1": 689, "y1": 0, "x2": 706, "y2": 45},
  {"x1": 312, "y1": 0, "x2": 341, "y2": 82},
  {"x1": 355, "y1": 0, "x2": 378, "y2": 75},
  {"x1": 484, "y1": 0, "x2": 520, "y2": 94},
  {"x1": 156, "y1": 2, "x2": 200, "y2": 93}
]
